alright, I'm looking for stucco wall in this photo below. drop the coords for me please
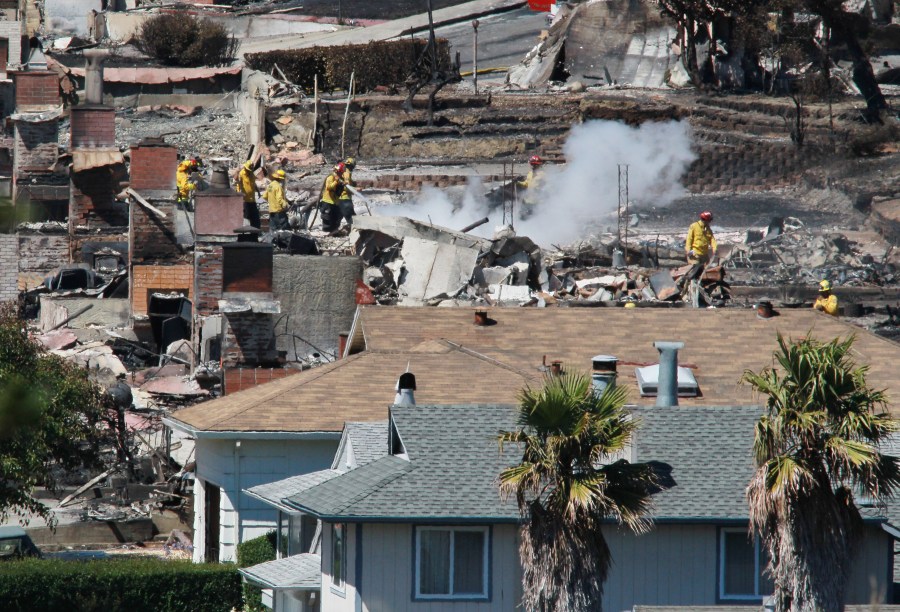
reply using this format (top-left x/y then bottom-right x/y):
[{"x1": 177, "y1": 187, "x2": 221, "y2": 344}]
[{"x1": 273, "y1": 255, "x2": 362, "y2": 362}]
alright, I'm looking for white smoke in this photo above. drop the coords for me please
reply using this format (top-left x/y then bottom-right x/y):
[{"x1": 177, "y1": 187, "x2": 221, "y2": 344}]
[{"x1": 376, "y1": 120, "x2": 696, "y2": 246}]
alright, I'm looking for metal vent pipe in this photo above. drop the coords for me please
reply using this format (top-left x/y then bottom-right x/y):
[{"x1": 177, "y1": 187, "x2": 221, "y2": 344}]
[
  {"x1": 394, "y1": 372, "x2": 416, "y2": 407},
  {"x1": 654, "y1": 341, "x2": 684, "y2": 407}
]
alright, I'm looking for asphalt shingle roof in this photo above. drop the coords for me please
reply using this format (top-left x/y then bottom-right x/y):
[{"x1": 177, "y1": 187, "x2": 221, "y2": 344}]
[
  {"x1": 350, "y1": 307, "x2": 900, "y2": 413},
  {"x1": 171, "y1": 307, "x2": 900, "y2": 434},
  {"x1": 285, "y1": 404, "x2": 522, "y2": 521},
  {"x1": 345, "y1": 421, "x2": 389, "y2": 467},
  {"x1": 239, "y1": 553, "x2": 321, "y2": 590},
  {"x1": 279, "y1": 403, "x2": 900, "y2": 525},
  {"x1": 245, "y1": 469, "x2": 341, "y2": 512},
  {"x1": 168, "y1": 343, "x2": 536, "y2": 432},
  {"x1": 631, "y1": 405, "x2": 763, "y2": 520}
]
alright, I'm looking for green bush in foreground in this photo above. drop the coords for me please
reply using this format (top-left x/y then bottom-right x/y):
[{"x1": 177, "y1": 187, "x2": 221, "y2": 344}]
[
  {"x1": 237, "y1": 531, "x2": 277, "y2": 612},
  {"x1": 0, "y1": 557, "x2": 242, "y2": 612}
]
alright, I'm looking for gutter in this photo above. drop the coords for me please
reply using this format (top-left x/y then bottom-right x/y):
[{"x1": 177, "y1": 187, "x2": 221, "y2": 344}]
[
  {"x1": 244, "y1": 488, "x2": 298, "y2": 514},
  {"x1": 162, "y1": 417, "x2": 342, "y2": 441},
  {"x1": 281, "y1": 499, "x2": 520, "y2": 524}
]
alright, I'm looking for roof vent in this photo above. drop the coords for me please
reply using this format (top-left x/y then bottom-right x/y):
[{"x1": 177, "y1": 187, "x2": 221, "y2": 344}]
[
  {"x1": 591, "y1": 354, "x2": 617, "y2": 396},
  {"x1": 474, "y1": 310, "x2": 488, "y2": 326},
  {"x1": 394, "y1": 371, "x2": 416, "y2": 407},
  {"x1": 652, "y1": 341, "x2": 685, "y2": 407},
  {"x1": 635, "y1": 364, "x2": 699, "y2": 398}
]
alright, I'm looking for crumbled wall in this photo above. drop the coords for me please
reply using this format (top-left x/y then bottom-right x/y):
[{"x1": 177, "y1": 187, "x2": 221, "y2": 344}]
[
  {"x1": 0, "y1": 20, "x2": 22, "y2": 72},
  {"x1": 13, "y1": 119, "x2": 58, "y2": 171},
  {"x1": 70, "y1": 165, "x2": 128, "y2": 228},
  {"x1": 0, "y1": 233, "x2": 18, "y2": 302},
  {"x1": 194, "y1": 243, "x2": 225, "y2": 316},
  {"x1": 17, "y1": 232, "x2": 69, "y2": 273},
  {"x1": 129, "y1": 200, "x2": 185, "y2": 263},
  {"x1": 272, "y1": 255, "x2": 362, "y2": 361}
]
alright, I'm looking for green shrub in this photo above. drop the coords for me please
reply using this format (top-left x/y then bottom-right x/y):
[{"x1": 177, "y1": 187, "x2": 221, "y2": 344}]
[
  {"x1": 246, "y1": 38, "x2": 452, "y2": 93},
  {"x1": 236, "y1": 531, "x2": 277, "y2": 612},
  {"x1": 134, "y1": 12, "x2": 237, "y2": 67},
  {"x1": 0, "y1": 558, "x2": 242, "y2": 612}
]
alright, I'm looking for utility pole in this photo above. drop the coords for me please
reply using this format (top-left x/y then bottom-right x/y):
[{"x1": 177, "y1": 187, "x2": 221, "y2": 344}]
[{"x1": 472, "y1": 20, "x2": 479, "y2": 94}]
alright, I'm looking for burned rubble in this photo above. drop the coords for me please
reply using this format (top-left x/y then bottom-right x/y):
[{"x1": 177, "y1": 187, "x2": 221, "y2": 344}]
[{"x1": 0, "y1": 0, "x2": 895, "y2": 561}]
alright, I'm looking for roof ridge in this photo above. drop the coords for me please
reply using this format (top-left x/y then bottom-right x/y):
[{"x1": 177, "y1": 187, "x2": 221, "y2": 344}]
[
  {"x1": 440, "y1": 340, "x2": 539, "y2": 380},
  {"x1": 332, "y1": 456, "x2": 414, "y2": 514}
]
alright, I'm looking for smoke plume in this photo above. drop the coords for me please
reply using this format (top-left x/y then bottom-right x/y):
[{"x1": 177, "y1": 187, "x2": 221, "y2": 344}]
[{"x1": 377, "y1": 120, "x2": 695, "y2": 246}]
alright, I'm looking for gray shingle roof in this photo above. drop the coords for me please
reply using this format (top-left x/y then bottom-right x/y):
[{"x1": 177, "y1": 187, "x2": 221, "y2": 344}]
[
  {"x1": 245, "y1": 470, "x2": 341, "y2": 512},
  {"x1": 239, "y1": 553, "x2": 321, "y2": 590},
  {"x1": 631, "y1": 405, "x2": 763, "y2": 521},
  {"x1": 247, "y1": 421, "x2": 389, "y2": 512},
  {"x1": 285, "y1": 404, "x2": 522, "y2": 522},
  {"x1": 345, "y1": 421, "x2": 389, "y2": 467}
]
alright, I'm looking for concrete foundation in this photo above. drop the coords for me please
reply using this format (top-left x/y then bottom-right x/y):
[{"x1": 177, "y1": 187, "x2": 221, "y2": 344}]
[
  {"x1": 39, "y1": 296, "x2": 130, "y2": 331},
  {"x1": 272, "y1": 255, "x2": 362, "y2": 361}
]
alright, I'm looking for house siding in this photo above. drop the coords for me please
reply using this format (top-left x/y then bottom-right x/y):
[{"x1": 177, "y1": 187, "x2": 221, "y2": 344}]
[
  {"x1": 191, "y1": 437, "x2": 338, "y2": 562},
  {"x1": 846, "y1": 526, "x2": 891, "y2": 604},
  {"x1": 602, "y1": 523, "x2": 890, "y2": 612},
  {"x1": 321, "y1": 522, "x2": 521, "y2": 612}
]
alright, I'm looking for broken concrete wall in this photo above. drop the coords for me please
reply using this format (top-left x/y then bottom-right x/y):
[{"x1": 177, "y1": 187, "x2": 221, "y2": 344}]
[
  {"x1": 39, "y1": 296, "x2": 130, "y2": 331},
  {"x1": 272, "y1": 255, "x2": 362, "y2": 361},
  {"x1": 0, "y1": 233, "x2": 17, "y2": 301}
]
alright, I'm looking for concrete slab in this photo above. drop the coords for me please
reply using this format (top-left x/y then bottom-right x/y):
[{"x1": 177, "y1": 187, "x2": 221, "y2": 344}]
[
  {"x1": 398, "y1": 237, "x2": 480, "y2": 305},
  {"x1": 39, "y1": 297, "x2": 130, "y2": 331}
]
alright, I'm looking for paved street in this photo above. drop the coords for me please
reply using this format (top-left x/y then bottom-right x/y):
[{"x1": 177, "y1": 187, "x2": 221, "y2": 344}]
[{"x1": 435, "y1": 6, "x2": 548, "y2": 74}]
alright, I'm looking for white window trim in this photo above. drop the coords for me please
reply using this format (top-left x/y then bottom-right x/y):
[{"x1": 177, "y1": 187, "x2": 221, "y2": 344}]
[
  {"x1": 414, "y1": 526, "x2": 489, "y2": 601},
  {"x1": 719, "y1": 527, "x2": 768, "y2": 601},
  {"x1": 330, "y1": 523, "x2": 347, "y2": 596}
]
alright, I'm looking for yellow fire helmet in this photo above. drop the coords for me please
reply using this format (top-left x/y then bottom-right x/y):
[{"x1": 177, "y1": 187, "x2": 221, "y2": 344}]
[
  {"x1": 243, "y1": 160, "x2": 254, "y2": 171},
  {"x1": 344, "y1": 157, "x2": 356, "y2": 168},
  {"x1": 273, "y1": 169, "x2": 286, "y2": 180},
  {"x1": 819, "y1": 279, "x2": 832, "y2": 292}
]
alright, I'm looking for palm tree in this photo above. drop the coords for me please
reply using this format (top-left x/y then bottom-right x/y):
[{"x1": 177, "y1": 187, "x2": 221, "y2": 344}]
[
  {"x1": 498, "y1": 372, "x2": 658, "y2": 612},
  {"x1": 742, "y1": 333, "x2": 900, "y2": 612}
]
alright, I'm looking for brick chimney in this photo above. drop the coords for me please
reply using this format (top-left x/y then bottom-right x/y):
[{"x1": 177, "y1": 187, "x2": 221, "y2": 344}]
[
  {"x1": 129, "y1": 140, "x2": 177, "y2": 192},
  {"x1": 69, "y1": 50, "x2": 116, "y2": 149},
  {"x1": 12, "y1": 71, "x2": 60, "y2": 111}
]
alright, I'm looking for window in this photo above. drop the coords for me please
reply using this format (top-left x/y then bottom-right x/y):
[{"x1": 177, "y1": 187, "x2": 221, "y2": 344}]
[
  {"x1": 331, "y1": 523, "x2": 347, "y2": 589},
  {"x1": 720, "y1": 528, "x2": 774, "y2": 600},
  {"x1": 415, "y1": 527, "x2": 489, "y2": 600}
]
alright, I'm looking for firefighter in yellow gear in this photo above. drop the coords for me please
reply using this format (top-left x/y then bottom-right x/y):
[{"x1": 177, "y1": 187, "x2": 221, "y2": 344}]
[
  {"x1": 813, "y1": 280, "x2": 839, "y2": 316},
  {"x1": 235, "y1": 160, "x2": 261, "y2": 228},
  {"x1": 678, "y1": 211, "x2": 718, "y2": 290},
  {"x1": 517, "y1": 155, "x2": 544, "y2": 211},
  {"x1": 338, "y1": 157, "x2": 356, "y2": 228},
  {"x1": 265, "y1": 169, "x2": 290, "y2": 231},
  {"x1": 318, "y1": 163, "x2": 346, "y2": 233},
  {"x1": 176, "y1": 158, "x2": 200, "y2": 205}
]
